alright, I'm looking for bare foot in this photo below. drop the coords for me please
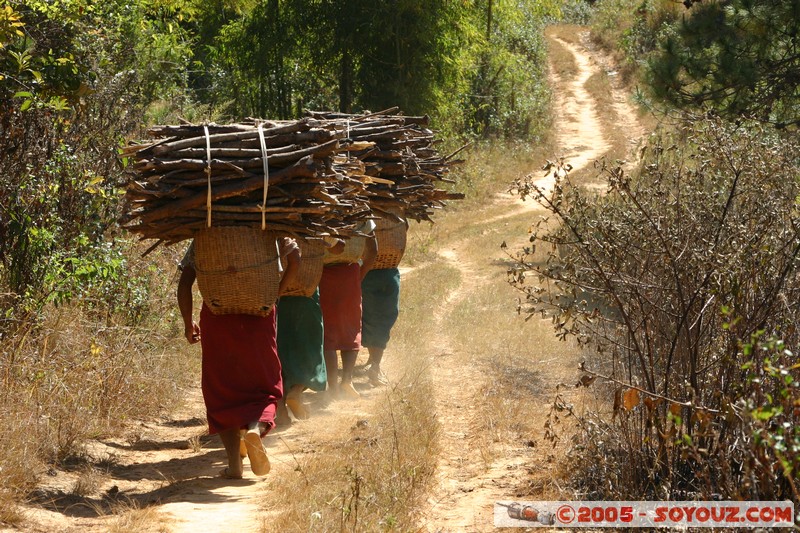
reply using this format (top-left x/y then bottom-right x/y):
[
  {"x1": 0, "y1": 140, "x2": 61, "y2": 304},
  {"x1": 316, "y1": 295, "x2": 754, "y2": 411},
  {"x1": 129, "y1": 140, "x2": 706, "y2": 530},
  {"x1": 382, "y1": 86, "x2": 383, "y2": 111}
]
[
  {"x1": 340, "y1": 381, "x2": 360, "y2": 400},
  {"x1": 275, "y1": 401, "x2": 292, "y2": 426},
  {"x1": 285, "y1": 388, "x2": 310, "y2": 420},
  {"x1": 368, "y1": 367, "x2": 388, "y2": 386},
  {"x1": 286, "y1": 397, "x2": 309, "y2": 419},
  {"x1": 239, "y1": 435, "x2": 247, "y2": 458},
  {"x1": 219, "y1": 466, "x2": 243, "y2": 480},
  {"x1": 243, "y1": 429, "x2": 271, "y2": 476}
]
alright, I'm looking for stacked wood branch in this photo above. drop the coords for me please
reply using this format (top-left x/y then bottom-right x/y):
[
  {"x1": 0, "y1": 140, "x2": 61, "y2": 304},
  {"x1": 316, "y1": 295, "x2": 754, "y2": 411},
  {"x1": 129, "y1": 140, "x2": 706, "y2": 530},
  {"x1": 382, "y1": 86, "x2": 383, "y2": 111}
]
[
  {"x1": 119, "y1": 117, "x2": 373, "y2": 253},
  {"x1": 306, "y1": 108, "x2": 465, "y2": 221}
]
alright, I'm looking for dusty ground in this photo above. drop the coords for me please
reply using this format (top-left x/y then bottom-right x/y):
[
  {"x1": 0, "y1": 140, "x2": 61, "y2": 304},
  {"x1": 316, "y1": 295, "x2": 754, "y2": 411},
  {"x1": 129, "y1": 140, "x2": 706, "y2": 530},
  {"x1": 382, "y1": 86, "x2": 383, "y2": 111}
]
[{"x1": 6, "y1": 26, "x2": 646, "y2": 533}]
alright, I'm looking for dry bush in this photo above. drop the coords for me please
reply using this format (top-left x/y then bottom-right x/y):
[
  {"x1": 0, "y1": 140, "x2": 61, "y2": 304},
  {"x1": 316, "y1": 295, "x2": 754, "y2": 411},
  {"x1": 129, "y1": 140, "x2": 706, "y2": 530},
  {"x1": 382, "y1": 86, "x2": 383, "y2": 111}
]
[
  {"x1": 102, "y1": 499, "x2": 173, "y2": 533},
  {"x1": 509, "y1": 117, "x2": 800, "y2": 503},
  {"x1": 0, "y1": 403, "x2": 42, "y2": 526},
  {"x1": 72, "y1": 465, "x2": 105, "y2": 497}
]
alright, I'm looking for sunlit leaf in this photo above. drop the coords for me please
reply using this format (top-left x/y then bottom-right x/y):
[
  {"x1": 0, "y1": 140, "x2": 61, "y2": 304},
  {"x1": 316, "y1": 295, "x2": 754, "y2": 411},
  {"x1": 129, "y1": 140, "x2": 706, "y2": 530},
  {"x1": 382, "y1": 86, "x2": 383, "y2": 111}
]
[{"x1": 623, "y1": 388, "x2": 640, "y2": 410}]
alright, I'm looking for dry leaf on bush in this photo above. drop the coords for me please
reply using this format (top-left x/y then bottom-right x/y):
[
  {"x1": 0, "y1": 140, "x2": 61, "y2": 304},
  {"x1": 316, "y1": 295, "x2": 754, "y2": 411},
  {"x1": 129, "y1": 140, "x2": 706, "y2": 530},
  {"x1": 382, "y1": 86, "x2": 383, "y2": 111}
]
[{"x1": 623, "y1": 388, "x2": 640, "y2": 411}]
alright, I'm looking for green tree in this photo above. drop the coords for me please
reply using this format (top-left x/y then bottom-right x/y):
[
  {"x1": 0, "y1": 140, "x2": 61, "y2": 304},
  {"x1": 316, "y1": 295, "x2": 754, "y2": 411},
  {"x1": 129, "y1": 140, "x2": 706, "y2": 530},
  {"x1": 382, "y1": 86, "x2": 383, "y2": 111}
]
[
  {"x1": 0, "y1": 0, "x2": 193, "y2": 320},
  {"x1": 208, "y1": 0, "x2": 305, "y2": 118},
  {"x1": 350, "y1": 0, "x2": 470, "y2": 115},
  {"x1": 648, "y1": 0, "x2": 800, "y2": 128},
  {"x1": 465, "y1": 0, "x2": 558, "y2": 137}
]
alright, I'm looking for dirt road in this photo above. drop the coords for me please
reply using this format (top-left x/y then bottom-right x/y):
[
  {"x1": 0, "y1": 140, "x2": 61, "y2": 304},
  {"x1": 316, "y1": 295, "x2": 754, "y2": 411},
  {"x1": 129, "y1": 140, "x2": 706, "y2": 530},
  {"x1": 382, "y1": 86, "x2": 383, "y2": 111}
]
[
  {"x1": 418, "y1": 28, "x2": 645, "y2": 532},
  {"x1": 13, "y1": 26, "x2": 645, "y2": 533}
]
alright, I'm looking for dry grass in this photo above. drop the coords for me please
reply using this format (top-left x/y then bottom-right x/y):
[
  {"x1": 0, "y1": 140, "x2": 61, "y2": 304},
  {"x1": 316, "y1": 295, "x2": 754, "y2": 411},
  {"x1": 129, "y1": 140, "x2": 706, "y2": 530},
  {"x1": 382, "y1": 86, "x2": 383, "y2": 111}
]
[
  {"x1": 545, "y1": 25, "x2": 581, "y2": 84},
  {"x1": 261, "y1": 263, "x2": 449, "y2": 531},
  {"x1": 71, "y1": 465, "x2": 105, "y2": 497},
  {"x1": 454, "y1": 138, "x2": 551, "y2": 209},
  {"x1": 432, "y1": 198, "x2": 585, "y2": 476},
  {"x1": 583, "y1": 71, "x2": 629, "y2": 161},
  {"x1": 0, "y1": 241, "x2": 198, "y2": 520},
  {"x1": 422, "y1": 135, "x2": 585, "y2": 497},
  {"x1": 102, "y1": 500, "x2": 173, "y2": 533}
]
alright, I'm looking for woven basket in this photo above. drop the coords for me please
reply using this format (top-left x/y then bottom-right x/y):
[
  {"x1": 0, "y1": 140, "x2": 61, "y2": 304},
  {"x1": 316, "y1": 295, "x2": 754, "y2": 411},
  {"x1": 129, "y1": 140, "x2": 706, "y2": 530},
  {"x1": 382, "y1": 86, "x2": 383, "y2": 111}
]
[
  {"x1": 282, "y1": 239, "x2": 326, "y2": 297},
  {"x1": 373, "y1": 209, "x2": 407, "y2": 269},
  {"x1": 193, "y1": 226, "x2": 281, "y2": 316},
  {"x1": 323, "y1": 235, "x2": 365, "y2": 265}
]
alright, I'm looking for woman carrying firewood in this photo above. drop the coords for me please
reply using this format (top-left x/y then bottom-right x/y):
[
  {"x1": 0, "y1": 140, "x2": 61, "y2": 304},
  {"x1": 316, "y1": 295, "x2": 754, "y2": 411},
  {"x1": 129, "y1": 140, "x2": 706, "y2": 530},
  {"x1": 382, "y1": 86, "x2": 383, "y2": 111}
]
[
  {"x1": 177, "y1": 235, "x2": 300, "y2": 479},
  {"x1": 275, "y1": 237, "x2": 344, "y2": 422},
  {"x1": 318, "y1": 220, "x2": 377, "y2": 399},
  {"x1": 361, "y1": 208, "x2": 408, "y2": 386}
]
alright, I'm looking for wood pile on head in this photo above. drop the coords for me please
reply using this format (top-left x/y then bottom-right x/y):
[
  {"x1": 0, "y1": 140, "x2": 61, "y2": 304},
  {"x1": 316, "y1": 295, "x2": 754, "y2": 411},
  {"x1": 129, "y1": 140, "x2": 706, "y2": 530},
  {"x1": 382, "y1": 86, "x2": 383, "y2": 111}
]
[
  {"x1": 306, "y1": 107, "x2": 466, "y2": 222},
  {"x1": 118, "y1": 109, "x2": 464, "y2": 254},
  {"x1": 118, "y1": 117, "x2": 372, "y2": 254}
]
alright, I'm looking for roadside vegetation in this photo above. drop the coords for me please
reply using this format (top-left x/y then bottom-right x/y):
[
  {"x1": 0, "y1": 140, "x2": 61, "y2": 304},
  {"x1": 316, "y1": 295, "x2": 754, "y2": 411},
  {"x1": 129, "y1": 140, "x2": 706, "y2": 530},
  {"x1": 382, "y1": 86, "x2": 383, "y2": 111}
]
[
  {"x1": 506, "y1": 0, "x2": 800, "y2": 508},
  {"x1": 260, "y1": 260, "x2": 450, "y2": 531},
  {"x1": 0, "y1": 0, "x2": 563, "y2": 525}
]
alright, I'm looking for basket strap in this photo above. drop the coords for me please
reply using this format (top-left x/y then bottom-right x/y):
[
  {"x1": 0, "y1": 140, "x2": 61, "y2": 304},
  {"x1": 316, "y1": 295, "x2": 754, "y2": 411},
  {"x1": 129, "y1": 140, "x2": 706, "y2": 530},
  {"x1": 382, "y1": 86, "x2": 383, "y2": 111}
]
[
  {"x1": 204, "y1": 124, "x2": 212, "y2": 228},
  {"x1": 257, "y1": 122, "x2": 270, "y2": 231}
]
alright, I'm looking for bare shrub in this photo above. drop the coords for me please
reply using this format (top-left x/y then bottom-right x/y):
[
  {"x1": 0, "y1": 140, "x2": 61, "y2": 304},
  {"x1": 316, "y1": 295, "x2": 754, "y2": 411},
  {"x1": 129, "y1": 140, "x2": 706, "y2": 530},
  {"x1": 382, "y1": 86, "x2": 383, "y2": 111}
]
[{"x1": 509, "y1": 117, "x2": 800, "y2": 503}]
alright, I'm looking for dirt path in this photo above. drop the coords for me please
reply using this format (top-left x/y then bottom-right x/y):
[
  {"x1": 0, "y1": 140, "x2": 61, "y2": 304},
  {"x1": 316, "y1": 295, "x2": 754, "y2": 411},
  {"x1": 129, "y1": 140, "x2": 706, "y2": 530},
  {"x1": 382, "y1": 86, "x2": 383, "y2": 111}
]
[
  {"x1": 417, "y1": 29, "x2": 645, "y2": 532},
  {"x1": 12, "y1": 26, "x2": 645, "y2": 533}
]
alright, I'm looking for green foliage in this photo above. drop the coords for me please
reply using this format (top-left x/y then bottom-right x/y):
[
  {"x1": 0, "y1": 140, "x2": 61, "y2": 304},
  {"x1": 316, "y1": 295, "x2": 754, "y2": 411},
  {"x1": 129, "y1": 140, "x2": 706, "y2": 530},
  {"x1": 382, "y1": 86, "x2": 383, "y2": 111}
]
[
  {"x1": 556, "y1": 0, "x2": 593, "y2": 25},
  {"x1": 209, "y1": 0, "x2": 301, "y2": 118},
  {"x1": 349, "y1": 1, "x2": 471, "y2": 116},
  {"x1": 0, "y1": 140, "x2": 122, "y2": 318},
  {"x1": 463, "y1": 0, "x2": 556, "y2": 138},
  {"x1": 183, "y1": 0, "x2": 554, "y2": 139},
  {"x1": 648, "y1": 0, "x2": 800, "y2": 128},
  {"x1": 742, "y1": 336, "x2": 800, "y2": 498},
  {"x1": 0, "y1": 0, "x2": 194, "y2": 326},
  {"x1": 590, "y1": 0, "x2": 679, "y2": 80}
]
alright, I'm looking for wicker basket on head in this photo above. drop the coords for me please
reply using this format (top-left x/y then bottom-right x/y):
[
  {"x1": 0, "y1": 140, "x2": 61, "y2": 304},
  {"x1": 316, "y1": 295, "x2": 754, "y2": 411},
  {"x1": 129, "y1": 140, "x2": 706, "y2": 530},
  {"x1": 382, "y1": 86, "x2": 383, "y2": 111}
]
[
  {"x1": 373, "y1": 208, "x2": 407, "y2": 269},
  {"x1": 323, "y1": 235, "x2": 365, "y2": 265},
  {"x1": 282, "y1": 239, "x2": 326, "y2": 297},
  {"x1": 193, "y1": 226, "x2": 281, "y2": 316}
]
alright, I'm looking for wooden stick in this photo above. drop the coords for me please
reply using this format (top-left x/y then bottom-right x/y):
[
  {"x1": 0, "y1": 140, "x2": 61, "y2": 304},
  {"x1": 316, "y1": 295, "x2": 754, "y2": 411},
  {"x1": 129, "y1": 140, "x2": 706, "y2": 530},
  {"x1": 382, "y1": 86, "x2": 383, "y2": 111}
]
[
  {"x1": 148, "y1": 120, "x2": 314, "y2": 156},
  {"x1": 133, "y1": 157, "x2": 320, "y2": 224}
]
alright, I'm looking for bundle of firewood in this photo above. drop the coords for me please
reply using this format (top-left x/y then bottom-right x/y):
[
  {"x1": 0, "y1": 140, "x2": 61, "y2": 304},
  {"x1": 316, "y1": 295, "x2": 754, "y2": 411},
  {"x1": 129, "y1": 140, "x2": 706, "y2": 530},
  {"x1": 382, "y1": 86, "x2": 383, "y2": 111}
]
[
  {"x1": 119, "y1": 110, "x2": 464, "y2": 255},
  {"x1": 307, "y1": 108, "x2": 465, "y2": 221},
  {"x1": 119, "y1": 118, "x2": 373, "y2": 254}
]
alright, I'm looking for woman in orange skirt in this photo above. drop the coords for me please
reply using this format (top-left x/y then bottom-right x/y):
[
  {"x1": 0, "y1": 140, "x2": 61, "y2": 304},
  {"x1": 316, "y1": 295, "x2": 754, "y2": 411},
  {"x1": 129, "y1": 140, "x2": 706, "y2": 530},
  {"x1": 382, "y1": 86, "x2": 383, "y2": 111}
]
[{"x1": 319, "y1": 221, "x2": 376, "y2": 398}]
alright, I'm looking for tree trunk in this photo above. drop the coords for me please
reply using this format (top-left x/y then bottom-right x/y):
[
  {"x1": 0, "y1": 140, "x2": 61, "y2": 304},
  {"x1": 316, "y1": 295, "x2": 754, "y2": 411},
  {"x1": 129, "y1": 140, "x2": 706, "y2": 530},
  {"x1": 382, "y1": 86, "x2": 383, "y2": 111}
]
[{"x1": 339, "y1": 47, "x2": 353, "y2": 113}]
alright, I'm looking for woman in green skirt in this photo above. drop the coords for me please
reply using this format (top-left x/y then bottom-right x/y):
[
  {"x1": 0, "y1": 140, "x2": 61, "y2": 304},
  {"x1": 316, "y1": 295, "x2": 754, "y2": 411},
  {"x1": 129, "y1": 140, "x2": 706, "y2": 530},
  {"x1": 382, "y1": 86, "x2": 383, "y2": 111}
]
[{"x1": 276, "y1": 237, "x2": 342, "y2": 419}]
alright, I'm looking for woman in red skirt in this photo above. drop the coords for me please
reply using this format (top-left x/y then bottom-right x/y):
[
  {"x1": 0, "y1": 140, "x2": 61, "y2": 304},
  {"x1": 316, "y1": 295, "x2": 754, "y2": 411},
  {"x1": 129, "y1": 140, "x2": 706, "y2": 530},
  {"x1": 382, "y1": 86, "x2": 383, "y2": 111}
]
[
  {"x1": 319, "y1": 221, "x2": 377, "y2": 399},
  {"x1": 177, "y1": 237, "x2": 299, "y2": 479}
]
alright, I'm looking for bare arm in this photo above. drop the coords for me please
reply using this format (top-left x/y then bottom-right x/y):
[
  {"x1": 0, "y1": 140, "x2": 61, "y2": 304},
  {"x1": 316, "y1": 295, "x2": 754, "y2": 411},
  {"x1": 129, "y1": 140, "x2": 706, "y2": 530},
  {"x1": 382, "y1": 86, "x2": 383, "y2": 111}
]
[
  {"x1": 327, "y1": 238, "x2": 345, "y2": 255},
  {"x1": 279, "y1": 247, "x2": 301, "y2": 296},
  {"x1": 177, "y1": 264, "x2": 201, "y2": 344},
  {"x1": 278, "y1": 237, "x2": 301, "y2": 296},
  {"x1": 360, "y1": 234, "x2": 378, "y2": 281}
]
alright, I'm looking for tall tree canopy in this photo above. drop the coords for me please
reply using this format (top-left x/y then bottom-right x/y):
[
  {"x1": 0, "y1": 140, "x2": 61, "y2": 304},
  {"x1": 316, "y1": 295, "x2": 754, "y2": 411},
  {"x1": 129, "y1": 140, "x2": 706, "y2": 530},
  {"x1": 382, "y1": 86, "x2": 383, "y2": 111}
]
[
  {"x1": 193, "y1": 0, "x2": 556, "y2": 135},
  {"x1": 648, "y1": 0, "x2": 800, "y2": 128}
]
